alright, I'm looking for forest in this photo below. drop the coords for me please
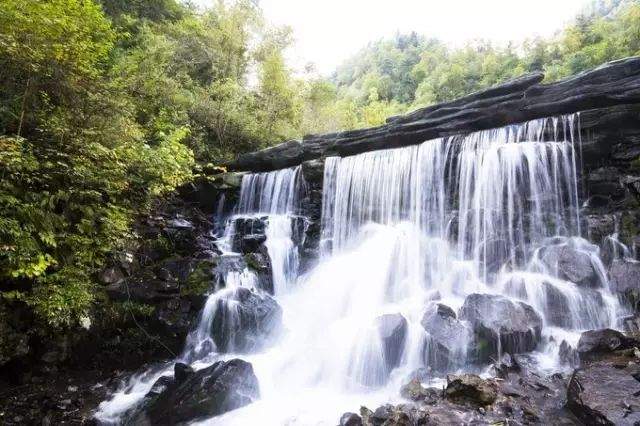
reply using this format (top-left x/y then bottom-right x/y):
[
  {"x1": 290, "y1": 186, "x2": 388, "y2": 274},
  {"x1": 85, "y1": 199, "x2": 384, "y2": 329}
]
[{"x1": 1, "y1": 0, "x2": 640, "y2": 335}]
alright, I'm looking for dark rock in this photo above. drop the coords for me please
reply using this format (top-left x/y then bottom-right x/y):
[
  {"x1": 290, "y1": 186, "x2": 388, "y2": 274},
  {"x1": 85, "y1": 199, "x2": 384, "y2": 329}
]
[
  {"x1": 125, "y1": 358, "x2": 259, "y2": 425},
  {"x1": 459, "y1": 293, "x2": 542, "y2": 362},
  {"x1": 173, "y1": 362, "x2": 194, "y2": 383},
  {"x1": 577, "y1": 329, "x2": 635, "y2": 358},
  {"x1": 567, "y1": 359, "x2": 640, "y2": 425},
  {"x1": 211, "y1": 287, "x2": 282, "y2": 352},
  {"x1": 375, "y1": 313, "x2": 408, "y2": 372},
  {"x1": 371, "y1": 404, "x2": 395, "y2": 424},
  {"x1": 232, "y1": 140, "x2": 304, "y2": 172},
  {"x1": 339, "y1": 412, "x2": 362, "y2": 426},
  {"x1": 445, "y1": 374, "x2": 497, "y2": 406},
  {"x1": 301, "y1": 158, "x2": 325, "y2": 184},
  {"x1": 610, "y1": 260, "x2": 640, "y2": 310},
  {"x1": 244, "y1": 252, "x2": 274, "y2": 294},
  {"x1": 541, "y1": 244, "x2": 601, "y2": 288},
  {"x1": 559, "y1": 340, "x2": 580, "y2": 367},
  {"x1": 238, "y1": 234, "x2": 267, "y2": 254},
  {"x1": 421, "y1": 303, "x2": 471, "y2": 372}
]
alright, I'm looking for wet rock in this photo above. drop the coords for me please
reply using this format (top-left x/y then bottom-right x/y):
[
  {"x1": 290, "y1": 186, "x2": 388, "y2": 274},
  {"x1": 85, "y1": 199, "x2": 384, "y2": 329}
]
[
  {"x1": 610, "y1": 259, "x2": 640, "y2": 310},
  {"x1": 238, "y1": 234, "x2": 267, "y2": 254},
  {"x1": 173, "y1": 362, "x2": 194, "y2": 383},
  {"x1": 125, "y1": 359, "x2": 259, "y2": 425},
  {"x1": 541, "y1": 244, "x2": 601, "y2": 288},
  {"x1": 339, "y1": 412, "x2": 362, "y2": 426},
  {"x1": 567, "y1": 359, "x2": 640, "y2": 425},
  {"x1": 211, "y1": 287, "x2": 282, "y2": 352},
  {"x1": 445, "y1": 374, "x2": 497, "y2": 406},
  {"x1": 459, "y1": 293, "x2": 542, "y2": 362},
  {"x1": 492, "y1": 353, "x2": 521, "y2": 378},
  {"x1": 585, "y1": 214, "x2": 616, "y2": 247},
  {"x1": 577, "y1": 329, "x2": 635, "y2": 359},
  {"x1": 375, "y1": 313, "x2": 408, "y2": 372},
  {"x1": 244, "y1": 251, "x2": 274, "y2": 294},
  {"x1": 400, "y1": 379, "x2": 439, "y2": 403},
  {"x1": 559, "y1": 340, "x2": 580, "y2": 367},
  {"x1": 421, "y1": 303, "x2": 471, "y2": 372}
]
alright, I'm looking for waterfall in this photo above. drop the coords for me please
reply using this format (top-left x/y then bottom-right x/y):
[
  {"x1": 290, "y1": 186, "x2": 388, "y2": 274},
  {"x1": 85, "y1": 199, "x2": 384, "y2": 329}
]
[{"x1": 97, "y1": 114, "x2": 623, "y2": 425}]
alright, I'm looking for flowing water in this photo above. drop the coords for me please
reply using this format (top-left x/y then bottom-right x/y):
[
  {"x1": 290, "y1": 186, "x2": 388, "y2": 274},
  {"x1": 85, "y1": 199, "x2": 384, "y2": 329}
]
[{"x1": 96, "y1": 114, "x2": 624, "y2": 425}]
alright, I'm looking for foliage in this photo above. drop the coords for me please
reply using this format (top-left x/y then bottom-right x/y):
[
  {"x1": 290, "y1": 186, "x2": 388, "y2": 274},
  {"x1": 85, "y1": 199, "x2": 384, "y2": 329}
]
[
  {"x1": 0, "y1": 0, "x2": 306, "y2": 332},
  {"x1": 322, "y1": 0, "x2": 640, "y2": 130},
  {"x1": 1, "y1": 0, "x2": 639, "y2": 336}
]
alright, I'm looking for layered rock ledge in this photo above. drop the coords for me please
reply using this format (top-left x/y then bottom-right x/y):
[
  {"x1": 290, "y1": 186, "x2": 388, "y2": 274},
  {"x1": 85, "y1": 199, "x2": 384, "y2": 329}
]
[{"x1": 228, "y1": 57, "x2": 640, "y2": 172}]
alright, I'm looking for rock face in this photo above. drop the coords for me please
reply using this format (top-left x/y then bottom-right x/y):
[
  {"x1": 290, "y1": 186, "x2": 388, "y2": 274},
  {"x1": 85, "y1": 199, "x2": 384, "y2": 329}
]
[
  {"x1": 421, "y1": 303, "x2": 471, "y2": 372},
  {"x1": 125, "y1": 359, "x2": 259, "y2": 425},
  {"x1": 228, "y1": 57, "x2": 640, "y2": 172},
  {"x1": 459, "y1": 294, "x2": 542, "y2": 362},
  {"x1": 541, "y1": 244, "x2": 601, "y2": 288},
  {"x1": 211, "y1": 287, "x2": 282, "y2": 353},
  {"x1": 375, "y1": 314, "x2": 408, "y2": 373},
  {"x1": 567, "y1": 359, "x2": 640, "y2": 425}
]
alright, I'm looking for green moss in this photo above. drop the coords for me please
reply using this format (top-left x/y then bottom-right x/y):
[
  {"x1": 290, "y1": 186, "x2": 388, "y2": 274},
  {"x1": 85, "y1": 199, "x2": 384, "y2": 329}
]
[{"x1": 181, "y1": 259, "x2": 216, "y2": 296}]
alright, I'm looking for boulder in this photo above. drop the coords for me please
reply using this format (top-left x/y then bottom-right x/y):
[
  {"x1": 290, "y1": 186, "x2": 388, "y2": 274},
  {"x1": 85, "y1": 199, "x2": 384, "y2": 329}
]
[
  {"x1": 375, "y1": 313, "x2": 408, "y2": 372},
  {"x1": 339, "y1": 412, "x2": 362, "y2": 426},
  {"x1": 567, "y1": 359, "x2": 640, "y2": 425},
  {"x1": 445, "y1": 374, "x2": 498, "y2": 406},
  {"x1": 421, "y1": 303, "x2": 471, "y2": 371},
  {"x1": 577, "y1": 329, "x2": 634, "y2": 359},
  {"x1": 211, "y1": 287, "x2": 282, "y2": 352},
  {"x1": 459, "y1": 294, "x2": 542, "y2": 362},
  {"x1": 541, "y1": 244, "x2": 601, "y2": 288},
  {"x1": 124, "y1": 359, "x2": 259, "y2": 425}
]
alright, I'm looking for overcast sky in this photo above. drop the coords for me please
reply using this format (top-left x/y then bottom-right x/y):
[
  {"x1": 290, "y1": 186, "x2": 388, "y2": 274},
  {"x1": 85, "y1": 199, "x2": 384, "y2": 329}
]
[{"x1": 199, "y1": 0, "x2": 590, "y2": 75}]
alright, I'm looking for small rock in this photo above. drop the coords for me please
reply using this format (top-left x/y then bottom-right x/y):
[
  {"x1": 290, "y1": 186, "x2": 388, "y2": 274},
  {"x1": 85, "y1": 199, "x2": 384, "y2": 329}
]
[
  {"x1": 445, "y1": 374, "x2": 497, "y2": 406},
  {"x1": 400, "y1": 379, "x2": 438, "y2": 402}
]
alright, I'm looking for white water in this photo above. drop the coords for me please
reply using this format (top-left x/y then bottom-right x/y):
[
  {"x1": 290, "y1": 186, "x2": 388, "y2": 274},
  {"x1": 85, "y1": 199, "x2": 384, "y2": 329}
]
[{"x1": 96, "y1": 115, "x2": 623, "y2": 425}]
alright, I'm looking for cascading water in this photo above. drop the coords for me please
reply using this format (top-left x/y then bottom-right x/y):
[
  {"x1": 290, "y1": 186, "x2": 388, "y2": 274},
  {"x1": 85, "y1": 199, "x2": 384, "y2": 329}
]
[{"x1": 96, "y1": 114, "x2": 623, "y2": 425}]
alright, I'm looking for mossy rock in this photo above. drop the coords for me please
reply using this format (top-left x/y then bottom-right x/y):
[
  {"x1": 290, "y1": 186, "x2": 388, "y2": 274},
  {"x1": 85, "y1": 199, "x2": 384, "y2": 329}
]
[{"x1": 181, "y1": 259, "x2": 217, "y2": 296}]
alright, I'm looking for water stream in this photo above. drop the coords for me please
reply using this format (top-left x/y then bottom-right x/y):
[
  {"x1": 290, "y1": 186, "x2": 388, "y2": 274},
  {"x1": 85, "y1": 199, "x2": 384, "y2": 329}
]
[{"x1": 96, "y1": 114, "x2": 623, "y2": 425}]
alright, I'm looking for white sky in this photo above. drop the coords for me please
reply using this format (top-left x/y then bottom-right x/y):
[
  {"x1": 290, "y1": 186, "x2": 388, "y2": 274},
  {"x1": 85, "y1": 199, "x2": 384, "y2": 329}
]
[{"x1": 198, "y1": 0, "x2": 590, "y2": 75}]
